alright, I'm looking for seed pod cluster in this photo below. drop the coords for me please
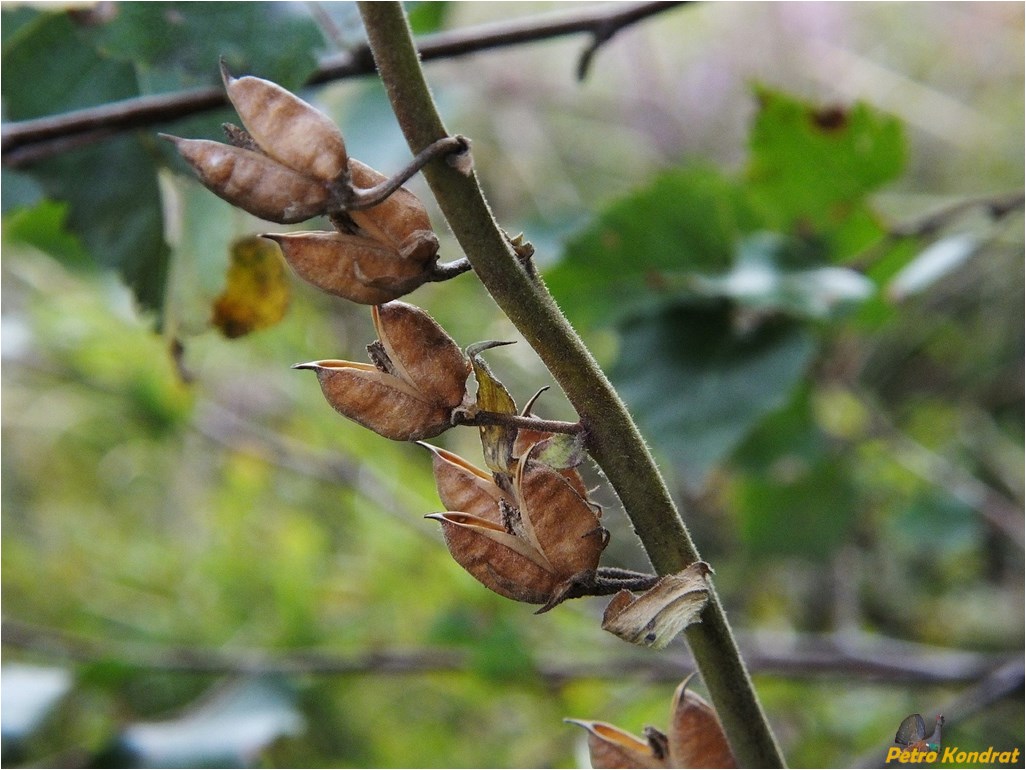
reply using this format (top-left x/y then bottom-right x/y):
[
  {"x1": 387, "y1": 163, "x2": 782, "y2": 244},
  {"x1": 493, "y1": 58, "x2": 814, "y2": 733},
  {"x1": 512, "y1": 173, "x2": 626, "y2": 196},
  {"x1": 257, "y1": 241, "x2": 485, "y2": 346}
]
[
  {"x1": 294, "y1": 301, "x2": 470, "y2": 441},
  {"x1": 425, "y1": 441, "x2": 607, "y2": 611},
  {"x1": 566, "y1": 676, "x2": 737, "y2": 768},
  {"x1": 162, "y1": 62, "x2": 440, "y2": 304}
]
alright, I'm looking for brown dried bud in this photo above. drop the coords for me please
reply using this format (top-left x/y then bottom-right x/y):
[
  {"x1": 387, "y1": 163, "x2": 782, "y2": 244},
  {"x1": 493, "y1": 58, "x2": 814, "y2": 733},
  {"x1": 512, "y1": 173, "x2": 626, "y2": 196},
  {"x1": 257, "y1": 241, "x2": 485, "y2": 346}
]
[
  {"x1": 221, "y1": 60, "x2": 348, "y2": 183},
  {"x1": 348, "y1": 159, "x2": 439, "y2": 262},
  {"x1": 566, "y1": 675, "x2": 736, "y2": 769},
  {"x1": 160, "y1": 135, "x2": 331, "y2": 224},
  {"x1": 294, "y1": 302, "x2": 468, "y2": 441},
  {"x1": 264, "y1": 231, "x2": 432, "y2": 304},
  {"x1": 427, "y1": 456, "x2": 605, "y2": 607}
]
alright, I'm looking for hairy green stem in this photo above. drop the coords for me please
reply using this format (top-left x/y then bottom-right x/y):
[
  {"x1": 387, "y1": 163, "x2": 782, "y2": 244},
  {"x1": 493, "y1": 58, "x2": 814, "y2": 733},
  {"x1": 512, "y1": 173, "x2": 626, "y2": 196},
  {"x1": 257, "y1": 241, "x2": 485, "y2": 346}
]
[{"x1": 357, "y1": 3, "x2": 784, "y2": 767}]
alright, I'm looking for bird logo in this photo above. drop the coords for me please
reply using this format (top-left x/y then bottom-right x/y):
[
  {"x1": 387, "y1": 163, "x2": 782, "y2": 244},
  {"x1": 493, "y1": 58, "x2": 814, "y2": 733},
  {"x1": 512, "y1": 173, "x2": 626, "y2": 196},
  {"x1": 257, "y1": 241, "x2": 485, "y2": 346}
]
[{"x1": 894, "y1": 713, "x2": 945, "y2": 753}]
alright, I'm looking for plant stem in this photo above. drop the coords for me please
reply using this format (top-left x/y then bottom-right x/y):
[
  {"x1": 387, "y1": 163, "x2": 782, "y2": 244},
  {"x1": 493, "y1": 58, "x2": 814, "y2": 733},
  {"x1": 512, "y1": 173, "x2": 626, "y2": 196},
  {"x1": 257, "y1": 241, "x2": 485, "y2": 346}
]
[{"x1": 357, "y1": 3, "x2": 785, "y2": 767}]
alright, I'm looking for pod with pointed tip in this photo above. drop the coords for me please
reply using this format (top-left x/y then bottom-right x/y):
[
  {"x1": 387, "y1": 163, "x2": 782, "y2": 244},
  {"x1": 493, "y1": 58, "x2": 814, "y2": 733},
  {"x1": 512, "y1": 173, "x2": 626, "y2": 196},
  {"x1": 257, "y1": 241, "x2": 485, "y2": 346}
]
[
  {"x1": 221, "y1": 61, "x2": 348, "y2": 183},
  {"x1": 162, "y1": 135, "x2": 330, "y2": 224},
  {"x1": 293, "y1": 359, "x2": 453, "y2": 441},
  {"x1": 265, "y1": 231, "x2": 432, "y2": 304}
]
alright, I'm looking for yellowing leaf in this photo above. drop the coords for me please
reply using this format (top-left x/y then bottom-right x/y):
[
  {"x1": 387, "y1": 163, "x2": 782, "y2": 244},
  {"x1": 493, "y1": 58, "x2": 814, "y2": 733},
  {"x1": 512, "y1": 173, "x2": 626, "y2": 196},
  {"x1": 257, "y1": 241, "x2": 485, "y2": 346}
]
[
  {"x1": 466, "y1": 340, "x2": 518, "y2": 473},
  {"x1": 212, "y1": 236, "x2": 290, "y2": 338}
]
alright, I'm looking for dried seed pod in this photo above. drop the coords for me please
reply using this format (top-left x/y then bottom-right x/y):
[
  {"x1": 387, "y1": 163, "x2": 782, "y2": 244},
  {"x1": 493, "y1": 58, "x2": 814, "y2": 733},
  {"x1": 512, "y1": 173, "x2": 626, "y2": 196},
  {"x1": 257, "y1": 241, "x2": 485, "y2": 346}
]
[
  {"x1": 427, "y1": 455, "x2": 606, "y2": 608},
  {"x1": 566, "y1": 675, "x2": 736, "y2": 769},
  {"x1": 161, "y1": 135, "x2": 330, "y2": 224},
  {"x1": 373, "y1": 302, "x2": 470, "y2": 409},
  {"x1": 564, "y1": 720, "x2": 667, "y2": 769},
  {"x1": 514, "y1": 457, "x2": 604, "y2": 577},
  {"x1": 221, "y1": 61, "x2": 348, "y2": 183},
  {"x1": 666, "y1": 679, "x2": 736, "y2": 769},
  {"x1": 425, "y1": 512, "x2": 558, "y2": 604},
  {"x1": 264, "y1": 231, "x2": 432, "y2": 304},
  {"x1": 419, "y1": 444, "x2": 507, "y2": 522},
  {"x1": 292, "y1": 359, "x2": 454, "y2": 441},
  {"x1": 348, "y1": 159, "x2": 439, "y2": 262}
]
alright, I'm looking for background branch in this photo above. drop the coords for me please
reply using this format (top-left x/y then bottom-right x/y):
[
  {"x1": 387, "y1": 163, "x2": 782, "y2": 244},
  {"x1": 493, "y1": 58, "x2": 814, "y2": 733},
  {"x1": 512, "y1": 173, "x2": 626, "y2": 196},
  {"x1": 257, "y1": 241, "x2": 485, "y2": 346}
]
[
  {"x1": 1, "y1": 1, "x2": 687, "y2": 166},
  {"x1": 3, "y1": 619, "x2": 1015, "y2": 687}
]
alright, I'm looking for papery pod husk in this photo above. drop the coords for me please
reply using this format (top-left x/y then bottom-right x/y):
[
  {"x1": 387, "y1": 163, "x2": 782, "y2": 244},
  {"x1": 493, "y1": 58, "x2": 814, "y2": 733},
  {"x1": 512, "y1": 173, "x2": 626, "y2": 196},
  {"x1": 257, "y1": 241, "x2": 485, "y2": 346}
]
[
  {"x1": 601, "y1": 562, "x2": 712, "y2": 649},
  {"x1": 374, "y1": 302, "x2": 470, "y2": 408},
  {"x1": 564, "y1": 720, "x2": 666, "y2": 769},
  {"x1": 348, "y1": 159, "x2": 439, "y2": 261},
  {"x1": 667, "y1": 679, "x2": 737, "y2": 769},
  {"x1": 467, "y1": 340, "x2": 519, "y2": 474},
  {"x1": 265, "y1": 231, "x2": 430, "y2": 304},
  {"x1": 515, "y1": 458, "x2": 605, "y2": 577},
  {"x1": 420, "y1": 444, "x2": 506, "y2": 522},
  {"x1": 427, "y1": 512, "x2": 558, "y2": 603},
  {"x1": 221, "y1": 62, "x2": 349, "y2": 183},
  {"x1": 295, "y1": 359, "x2": 453, "y2": 441},
  {"x1": 162, "y1": 136, "x2": 330, "y2": 224}
]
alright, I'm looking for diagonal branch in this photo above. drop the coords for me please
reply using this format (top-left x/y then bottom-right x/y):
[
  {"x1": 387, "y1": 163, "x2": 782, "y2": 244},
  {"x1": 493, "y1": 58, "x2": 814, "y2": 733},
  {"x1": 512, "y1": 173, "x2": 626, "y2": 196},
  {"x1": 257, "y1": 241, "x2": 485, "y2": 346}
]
[{"x1": 1, "y1": 1, "x2": 687, "y2": 166}]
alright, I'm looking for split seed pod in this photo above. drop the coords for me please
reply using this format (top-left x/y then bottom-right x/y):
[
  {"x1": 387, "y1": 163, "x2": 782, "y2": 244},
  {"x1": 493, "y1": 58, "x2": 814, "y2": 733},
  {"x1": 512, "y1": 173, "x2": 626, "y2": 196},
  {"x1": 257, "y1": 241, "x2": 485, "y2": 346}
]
[
  {"x1": 294, "y1": 302, "x2": 469, "y2": 441},
  {"x1": 566, "y1": 675, "x2": 736, "y2": 768},
  {"x1": 264, "y1": 231, "x2": 433, "y2": 304},
  {"x1": 347, "y1": 159, "x2": 439, "y2": 262},
  {"x1": 420, "y1": 444, "x2": 508, "y2": 520},
  {"x1": 427, "y1": 453, "x2": 606, "y2": 608}
]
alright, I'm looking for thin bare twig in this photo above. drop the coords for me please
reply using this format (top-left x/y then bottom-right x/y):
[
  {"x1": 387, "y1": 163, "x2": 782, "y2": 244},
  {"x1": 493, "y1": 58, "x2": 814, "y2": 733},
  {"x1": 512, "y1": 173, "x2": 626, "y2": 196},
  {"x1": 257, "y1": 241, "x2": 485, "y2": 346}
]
[
  {"x1": 3, "y1": 618, "x2": 1014, "y2": 686},
  {"x1": 1, "y1": 1, "x2": 687, "y2": 165}
]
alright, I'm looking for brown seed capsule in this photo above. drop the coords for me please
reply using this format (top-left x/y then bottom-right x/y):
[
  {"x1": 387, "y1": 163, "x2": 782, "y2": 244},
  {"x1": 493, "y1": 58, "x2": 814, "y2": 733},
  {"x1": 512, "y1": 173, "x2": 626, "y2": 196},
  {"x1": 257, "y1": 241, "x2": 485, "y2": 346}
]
[
  {"x1": 419, "y1": 444, "x2": 507, "y2": 522},
  {"x1": 264, "y1": 231, "x2": 432, "y2": 304},
  {"x1": 294, "y1": 303, "x2": 469, "y2": 441},
  {"x1": 566, "y1": 675, "x2": 736, "y2": 769},
  {"x1": 221, "y1": 61, "x2": 348, "y2": 183},
  {"x1": 348, "y1": 159, "x2": 439, "y2": 262},
  {"x1": 292, "y1": 359, "x2": 454, "y2": 441},
  {"x1": 373, "y1": 302, "x2": 470, "y2": 409},
  {"x1": 161, "y1": 135, "x2": 330, "y2": 224},
  {"x1": 427, "y1": 456, "x2": 605, "y2": 607},
  {"x1": 666, "y1": 679, "x2": 736, "y2": 769},
  {"x1": 563, "y1": 720, "x2": 666, "y2": 769},
  {"x1": 426, "y1": 512, "x2": 558, "y2": 604}
]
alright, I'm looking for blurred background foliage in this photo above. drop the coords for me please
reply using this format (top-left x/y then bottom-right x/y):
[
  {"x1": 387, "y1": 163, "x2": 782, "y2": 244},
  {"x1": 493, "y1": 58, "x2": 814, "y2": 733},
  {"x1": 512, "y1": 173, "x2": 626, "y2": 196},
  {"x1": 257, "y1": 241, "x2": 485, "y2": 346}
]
[{"x1": 2, "y1": 2, "x2": 1023, "y2": 767}]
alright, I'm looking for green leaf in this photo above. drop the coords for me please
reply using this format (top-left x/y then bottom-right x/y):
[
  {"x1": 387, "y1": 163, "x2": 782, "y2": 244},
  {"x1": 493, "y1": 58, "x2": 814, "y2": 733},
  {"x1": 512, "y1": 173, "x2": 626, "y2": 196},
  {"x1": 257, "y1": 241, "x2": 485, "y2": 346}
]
[
  {"x1": 546, "y1": 165, "x2": 758, "y2": 329},
  {"x1": 2, "y1": 200, "x2": 90, "y2": 267},
  {"x1": 746, "y1": 88, "x2": 906, "y2": 250},
  {"x1": 88, "y1": 2, "x2": 324, "y2": 91},
  {"x1": 611, "y1": 303, "x2": 817, "y2": 489},
  {"x1": 407, "y1": 1, "x2": 450, "y2": 35},
  {"x1": 2, "y1": 12, "x2": 169, "y2": 316}
]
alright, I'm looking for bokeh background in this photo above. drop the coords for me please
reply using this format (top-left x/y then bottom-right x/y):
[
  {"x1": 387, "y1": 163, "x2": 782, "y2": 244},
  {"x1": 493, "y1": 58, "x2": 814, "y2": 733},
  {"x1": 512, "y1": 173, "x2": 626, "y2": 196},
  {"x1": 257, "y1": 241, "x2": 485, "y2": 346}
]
[{"x1": 2, "y1": 2, "x2": 1022, "y2": 767}]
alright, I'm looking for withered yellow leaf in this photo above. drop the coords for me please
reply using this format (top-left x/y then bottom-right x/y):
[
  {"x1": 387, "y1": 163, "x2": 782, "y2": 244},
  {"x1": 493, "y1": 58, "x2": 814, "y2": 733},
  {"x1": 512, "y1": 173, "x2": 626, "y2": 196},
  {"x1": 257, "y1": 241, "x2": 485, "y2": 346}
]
[{"x1": 212, "y1": 236, "x2": 290, "y2": 338}]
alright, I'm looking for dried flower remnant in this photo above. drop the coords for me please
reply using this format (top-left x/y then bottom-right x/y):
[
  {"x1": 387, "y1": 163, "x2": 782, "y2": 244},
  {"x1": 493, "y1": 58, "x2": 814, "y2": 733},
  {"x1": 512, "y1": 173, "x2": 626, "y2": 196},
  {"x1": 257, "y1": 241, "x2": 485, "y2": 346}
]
[
  {"x1": 601, "y1": 562, "x2": 712, "y2": 649},
  {"x1": 294, "y1": 302, "x2": 469, "y2": 441}
]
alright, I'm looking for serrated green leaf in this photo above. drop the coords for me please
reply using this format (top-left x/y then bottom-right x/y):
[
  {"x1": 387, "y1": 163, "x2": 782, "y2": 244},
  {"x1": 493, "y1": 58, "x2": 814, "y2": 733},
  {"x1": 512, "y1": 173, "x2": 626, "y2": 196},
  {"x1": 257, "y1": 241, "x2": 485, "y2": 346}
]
[
  {"x1": 546, "y1": 165, "x2": 758, "y2": 330},
  {"x1": 611, "y1": 303, "x2": 817, "y2": 489},
  {"x1": 746, "y1": 88, "x2": 906, "y2": 247}
]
